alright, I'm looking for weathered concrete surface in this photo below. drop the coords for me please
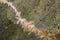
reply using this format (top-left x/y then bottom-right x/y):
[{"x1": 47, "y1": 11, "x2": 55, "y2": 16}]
[{"x1": 0, "y1": 0, "x2": 60, "y2": 40}]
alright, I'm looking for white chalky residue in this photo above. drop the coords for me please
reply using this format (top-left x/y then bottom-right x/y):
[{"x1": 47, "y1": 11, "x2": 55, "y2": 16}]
[
  {"x1": 17, "y1": 18, "x2": 26, "y2": 24},
  {"x1": 1, "y1": 1, "x2": 53, "y2": 40},
  {"x1": 6, "y1": 2, "x2": 20, "y2": 15},
  {"x1": 6, "y1": 2, "x2": 24, "y2": 24}
]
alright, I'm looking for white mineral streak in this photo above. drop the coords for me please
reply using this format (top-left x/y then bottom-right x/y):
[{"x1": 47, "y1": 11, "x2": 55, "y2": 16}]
[
  {"x1": 0, "y1": 0, "x2": 28, "y2": 25},
  {"x1": 6, "y1": 2, "x2": 46, "y2": 38},
  {"x1": 1, "y1": 1, "x2": 48, "y2": 39},
  {"x1": 0, "y1": 0, "x2": 36, "y2": 33},
  {"x1": 6, "y1": 2, "x2": 26, "y2": 24}
]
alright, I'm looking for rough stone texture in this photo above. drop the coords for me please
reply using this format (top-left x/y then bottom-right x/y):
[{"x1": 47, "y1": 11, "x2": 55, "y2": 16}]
[{"x1": 0, "y1": 0, "x2": 60, "y2": 40}]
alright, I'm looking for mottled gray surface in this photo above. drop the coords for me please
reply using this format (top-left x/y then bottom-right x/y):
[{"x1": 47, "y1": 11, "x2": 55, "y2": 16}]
[{"x1": 0, "y1": 0, "x2": 60, "y2": 40}]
